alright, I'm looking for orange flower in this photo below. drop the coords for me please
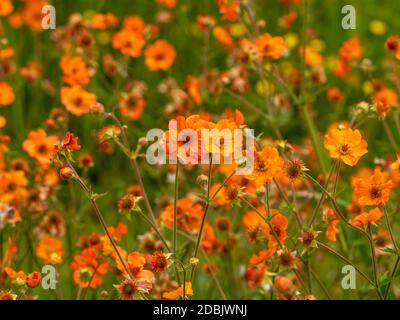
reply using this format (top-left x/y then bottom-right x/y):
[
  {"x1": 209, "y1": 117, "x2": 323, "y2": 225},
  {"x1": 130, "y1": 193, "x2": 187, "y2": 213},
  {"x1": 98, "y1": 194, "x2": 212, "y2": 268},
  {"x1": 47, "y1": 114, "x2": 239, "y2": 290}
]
[
  {"x1": 300, "y1": 46, "x2": 323, "y2": 66},
  {"x1": 119, "y1": 93, "x2": 146, "y2": 120},
  {"x1": 0, "y1": 0, "x2": 13, "y2": 16},
  {"x1": 256, "y1": 34, "x2": 286, "y2": 59},
  {"x1": 323, "y1": 127, "x2": 368, "y2": 166},
  {"x1": 245, "y1": 266, "x2": 266, "y2": 288},
  {"x1": 156, "y1": 0, "x2": 177, "y2": 9},
  {"x1": 36, "y1": 235, "x2": 64, "y2": 264},
  {"x1": 25, "y1": 271, "x2": 42, "y2": 288},
  {"x1": 0, "y1": 115, "x2": 6, "y2": 128},
  {"x1": 163, "y1": 282, "x2": 193, "y2": 300},
  {"x1": 0, "y1": 82, "x2": 15, "y2": 107},
  {"x1": 58, "y1": 132, "x2": 81, "y2": 151},
  {"x1": 61, "y1": 86, "x2": 96, "y2": 116},
  {"x1": 123, "y1": 16, "x2": 146, "y2": 33},
  {"x1": 391, "y1": 154, "x2": 400, "y2": 185},
  {"x1": 116, "y1": 251, "x2": 155, "y2": 290},
  {"x1": 354, "y1": 168, "x2": 393, "y2": 206},
  {"x1": 3, "y1": 267, "x2": 26, "y2": 282},
  {"x1": 327, "y1": 87, "x2": 343, "y2": 103},
  {"x1": 213, "y1": 26, "x2": 234, "y2": 48},
  {"x1": 22, "y1": 129, "x2": 58, "y2": 165},
  {"x1": 324, "y1": 208, "x2": 339, "y2": 242},
  {"x1": 217, "y1": 0, "x2": 239, "y2": 21},
  {"x1": 144, "y1": 40, "x2": 176, "y2": 71},
  {"x1": 90, "y1": 13, "x2": 119, "y2": 29},
  {"x1": 60, "y1": 56, "x2": 90, "y2": 87},
  {"x1": 386, "y1": 35, "x2": 400, "y2": 59},
  {"x1": 0, "y1": 170, "x2": 28, "y2": 205},
  {"x1": 247, "y1": 147, "x2": 284, "y2": 185},
  {"x1": 268, "y1": 213, "x2": 289, "y2": 245},
  {"x1": 339, "y1": 37, "x2": 362, "y2": 61},
  {"x1": 349, "y1": 208, "x2": 384, "y2": 228},
  {"x1": 372, "y1": 88, "x2": 398, "y2": 118},
  {"x1": 112, "y1": 29, "x2": 145, "y2": 57},
  {"x1": 160, "y1": 198, "x2": 204, "y2": 232},
  {"x1": 70, "y1": 248, "x2": 109, "y2": 288},
  {"x1": 0, "y1": 291, "x2": 16, "y2": 300},
  {"x1": 184, "y1": 75, "x2": 202, "y2": 105},
  {"x1": 163, "y1": 115, "x2": 212, "y2": 164}
]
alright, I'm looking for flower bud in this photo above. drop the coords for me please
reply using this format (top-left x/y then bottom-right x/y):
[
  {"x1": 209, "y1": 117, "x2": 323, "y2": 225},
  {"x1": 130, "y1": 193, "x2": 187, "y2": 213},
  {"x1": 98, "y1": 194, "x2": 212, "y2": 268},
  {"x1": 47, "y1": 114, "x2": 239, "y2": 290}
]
[{"x1": 60, "y1": 167, "x2": 74, "y2": 180}]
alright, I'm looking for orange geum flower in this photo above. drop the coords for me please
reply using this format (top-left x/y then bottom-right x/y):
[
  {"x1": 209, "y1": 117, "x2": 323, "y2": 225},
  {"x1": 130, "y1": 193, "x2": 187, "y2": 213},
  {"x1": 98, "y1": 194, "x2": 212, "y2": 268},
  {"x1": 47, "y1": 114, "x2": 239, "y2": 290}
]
[
  {"x1": 349, "y1": 208, "x2": 384, "y2": 228},
  {"x1": 60, "y1": 55, "x2": 90, "y2": 87},
  {"x1": 58, "y1": 132, "x2": 81, "y2": 151},
  {"x1": 353, "y1": 168, "x2": 393, "y2": 206},
  {"x1": 90, "y1": 13, "x2": 119, "y2": 29},
  {"x1": 245, "y1": 266, "x2": 266, "y2": 288},
  {"x1": 372, "y1": 88, "x2": 398, "y2": 118},
  {"x1": 256, "y1": 33, "x2": 286, "y2": 59},
  {"x1": 36, "y1": 235, "x2": 64, "y2": 265},
  {"x1": 0, "y1": 0, "x2": 13, "y2": 16},
  {"x1": 0, "y1": 291, "x2": 16, "y2": 300},
  {"x1": 22, "y1": 129, "x2": 58, "y2": 165},
  {"x1": 145, "y1": 40, "x2": 176, "y2": 71},
  {"x1": 247, "y1": 147, "x2": 284, "y2": 185},
  {"x1": 323, "y1": 127, "x2": 368, "y2": 166},
  {"x1": 0, "y1": 170, "x2": 28, "y2": 205},
  {"x1": 217, "y1": 0, "x2": 240, "y2": 21},
  {"x1": 0, "y1": 82, "x2": 15, "y2": 107},
  {"x1": 151, "y1": 252, "x2": 171, "y2": 273},
  {"x1": 300, "y1": 46, "x2": 323, "y2": 66},
  {"x1": 390, "y1": 154, "x2": 400, "y2": 185},
  {"x1": 123, "y1": 16, "x2": 146, "y2": 33},
  {"x1": 163, "y1": 282, "x2": 193, "y2": 300},
  {"x1": 119, "y1": 93, "x2": 146, "y2": 120},
  {"x1": 61, "y1": 86, "x2": 96, "y2": 116},
  {"x1": 324, "y1": 208, "x2": 339, "y2": 242},
  {"x1": 70, "y1": 248, "x2": 109, "y2": 288},
  {"x1": 160, "y1": 198, "x2": 204, "y2": 232},
  {"x1": 25, "y1": 271, "x2": 42, "y2": 288},
  {"x1": 213, "y1": 26, "x2": 234, "y2": 48},
  {"x1": 112, "y1": 29, "x2": 145, "y2": 58}
]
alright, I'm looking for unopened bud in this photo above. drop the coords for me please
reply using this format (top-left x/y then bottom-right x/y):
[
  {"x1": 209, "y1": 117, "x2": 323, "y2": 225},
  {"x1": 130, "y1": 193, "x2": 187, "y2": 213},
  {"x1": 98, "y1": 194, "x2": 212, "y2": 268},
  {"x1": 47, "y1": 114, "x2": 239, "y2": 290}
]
[
  {"x1": 190, "y1": 257, "x2": 199, "y2": 266},
  {"x1": 138, "y1": 137, "x2": 148, "y2": 146},
  {"x1": 60, "y1": 167, "x2": 74, "y2": 180},
  {"x1": 196, "y1": 174, "x2": 208, "y2": 190},
  {"x1": 90, "y1": 102, "x2": 105, "y2": 116}
]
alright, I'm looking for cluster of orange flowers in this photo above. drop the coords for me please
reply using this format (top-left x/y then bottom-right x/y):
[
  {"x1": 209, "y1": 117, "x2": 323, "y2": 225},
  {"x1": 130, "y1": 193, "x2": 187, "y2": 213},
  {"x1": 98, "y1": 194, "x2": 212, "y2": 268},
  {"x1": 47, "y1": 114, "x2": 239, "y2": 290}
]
[{"x1": 1, "y1": 0, "x2": 400, "y2": 301}]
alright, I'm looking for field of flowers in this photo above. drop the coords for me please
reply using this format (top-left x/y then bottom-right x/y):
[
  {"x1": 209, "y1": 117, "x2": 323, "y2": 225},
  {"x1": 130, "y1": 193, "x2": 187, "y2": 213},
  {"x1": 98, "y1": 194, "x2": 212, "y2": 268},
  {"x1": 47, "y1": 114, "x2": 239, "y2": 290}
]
[{"x1": 1, "y1": 0, "x2": 400, "y2": 301}]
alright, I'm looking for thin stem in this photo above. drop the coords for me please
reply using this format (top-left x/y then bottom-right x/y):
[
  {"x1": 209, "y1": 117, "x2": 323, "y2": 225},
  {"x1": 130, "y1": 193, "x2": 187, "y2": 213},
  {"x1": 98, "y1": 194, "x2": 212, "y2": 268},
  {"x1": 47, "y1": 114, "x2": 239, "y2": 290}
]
[
  {"x1": 368, "y1": 225, "x2": 382, "y2": 299},
  {"x1": 66, "y1": 160, "x2": 134, "y2": 280},
  {"x1": 316, "y1": 241, "x2": 374, "y2": 287},
  {"x1": 307, "y1": 163, "x2": 336, "y2": 227},
  {"x1": 190, "y1": 155, "x2": 213, "y2": 281},
  {"x1": 383, "y1": 119, "x2": 400, "y2": 151},
  {"x1": 173, "y1": 161, "x2": 180, "y2": 260},
  {"x1": 108, "y1": 113, "x2": 157, "y2": 223},
  {"x1": 384, "y1": 256, "x2": 400, "y2": 300},
  {"x1": 383, "y1": 205, "x2": 398, "y2": 251}
]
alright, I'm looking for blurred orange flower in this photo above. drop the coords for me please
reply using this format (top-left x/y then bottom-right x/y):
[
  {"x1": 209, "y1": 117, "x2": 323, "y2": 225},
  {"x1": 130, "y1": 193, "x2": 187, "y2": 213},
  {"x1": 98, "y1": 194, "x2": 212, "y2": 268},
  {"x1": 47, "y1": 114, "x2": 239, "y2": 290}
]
[
  {"x1": 349, "y1": 208, "x2": 384, "y2": 228},
  {"x1": 61, "y1": 86, "x2": 96, "y2": 116},
  {"x1": 0, "y1": 82, "x2": 15, "y2": 107},
  {"x1": 60, "y1": 56, "x2": 90, "y2": 87},
  {"x1": 145, "y1": 40, "x2": 176, "y2": 71},
  {"x1": 112, "y1": 29, "x2": 145, "y2": 58},
  {"x1": 354, "y1": 168, "x2": 393, "y2": 206},
  {"x1": 36, "y1": 235, "x2": 64, "y2": 264},
  {"x1": 22, "y1": 129, "x2": 58, "y2": 165}
]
